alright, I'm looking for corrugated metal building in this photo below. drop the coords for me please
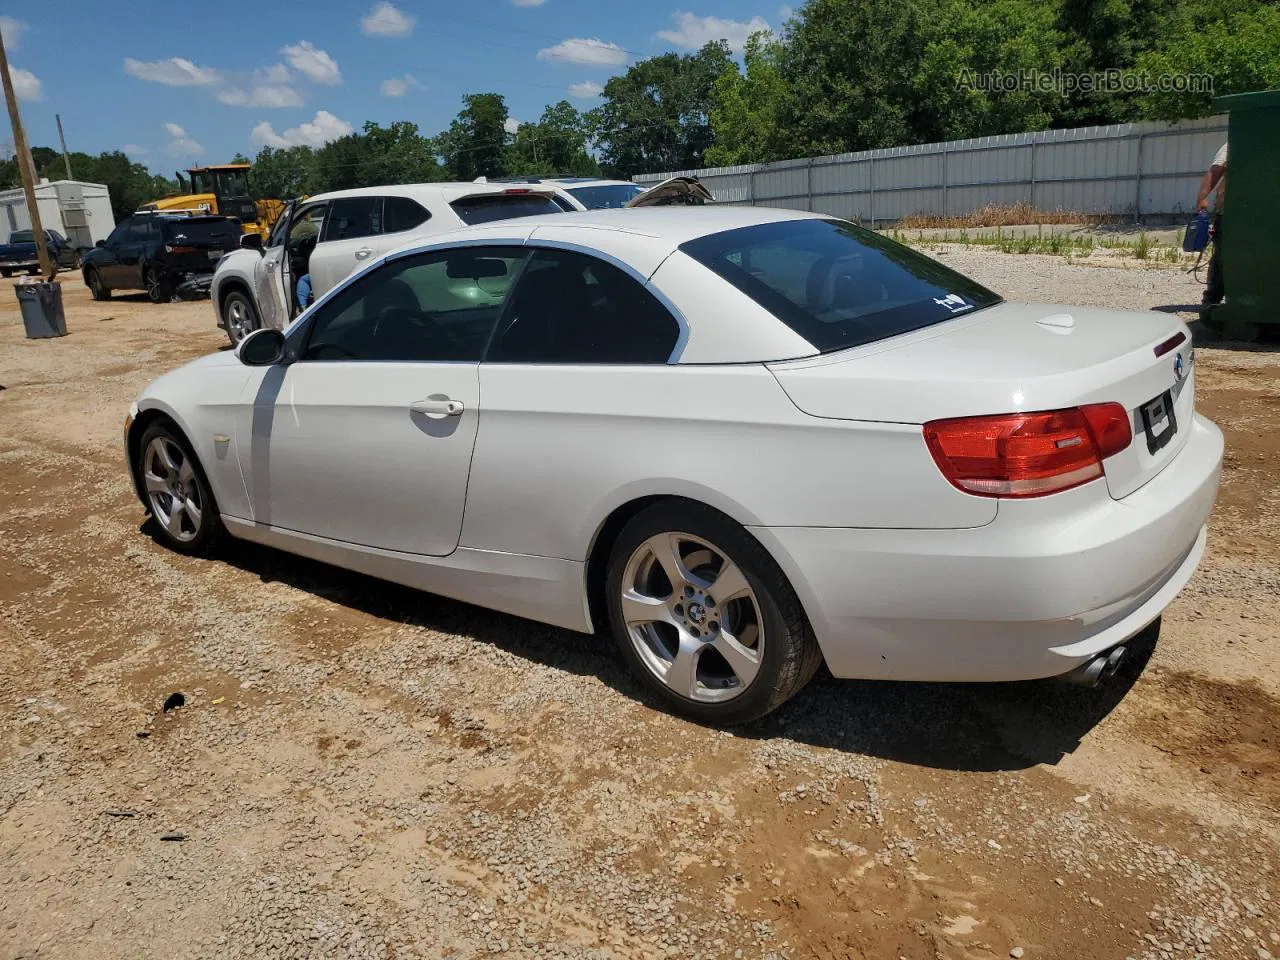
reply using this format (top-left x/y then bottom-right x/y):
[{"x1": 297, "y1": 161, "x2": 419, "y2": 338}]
[{"x1": 636, "y1": 116, "x2": 1227, "y2": 222}]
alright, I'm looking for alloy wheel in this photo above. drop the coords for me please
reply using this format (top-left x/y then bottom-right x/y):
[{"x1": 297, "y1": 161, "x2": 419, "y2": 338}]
[
  {"x1": 142, "y1": 436, "x2": 203, "y2": 543},
  {"x1": 620, "y1": 531, "x2": 764, "y2": 703},
  {"x1": 226, "y1": 297, "x2": 253, "y2": 343},
  {"x1": 146, "y1": 269, "x2": 165, "y2": 302}
]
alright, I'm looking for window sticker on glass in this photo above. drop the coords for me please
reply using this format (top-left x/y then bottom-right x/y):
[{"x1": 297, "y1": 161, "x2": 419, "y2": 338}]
[{"x1": 933, "y1": 294, "x2": 972, "y2": 313}]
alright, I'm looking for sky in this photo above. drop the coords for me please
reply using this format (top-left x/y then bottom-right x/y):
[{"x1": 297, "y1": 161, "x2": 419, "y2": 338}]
[{"x1": 1, "y1": 1, "x2": 789, "y2": 172}]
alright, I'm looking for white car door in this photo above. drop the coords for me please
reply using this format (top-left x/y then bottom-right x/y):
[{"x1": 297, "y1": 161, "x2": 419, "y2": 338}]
[{"x1": 236, "y1": 244, "x2": 528, "y2": 556}]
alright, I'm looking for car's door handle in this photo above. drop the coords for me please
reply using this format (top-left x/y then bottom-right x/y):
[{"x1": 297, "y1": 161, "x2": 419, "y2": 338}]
[
  {"x1": 354, "y1": 247, "x2": 373, "y2": 260},
  {"x1": 263, "y1": 257, "x2": 278, "y2": 268},
  {"x1": 409, "y1": 397, "x2": 465, "y2": 418}
]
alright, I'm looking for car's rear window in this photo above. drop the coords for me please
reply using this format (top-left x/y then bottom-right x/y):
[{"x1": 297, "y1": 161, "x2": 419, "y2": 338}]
[
  {"x1": 161, "y1": 218, "x2": 241, "y2": 244},
  {"x1": 679, "y1": 218, "x2": 1002, "y2": 353},
  {"x1": 9, "y1": 230, "x2": 33, "y2": 243},
  {"x1": 566, "y1": 183, "x2": 645, "y2": 209},
  {"x1": 450, "y1": 195, "x2": 561, "y2": 225}
]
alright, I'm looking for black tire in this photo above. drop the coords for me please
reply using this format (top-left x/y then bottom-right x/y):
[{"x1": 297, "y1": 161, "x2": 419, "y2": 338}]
[
  {"x1": 136, "y1": 420, "x2": 223, "y2": 556},
  {"x1": 145, "y1": 266, "x2": 172, "y2": 304},
  {"x1": 222, "y1": 289, "x2": 260, "y2": 346},
  {"x1": 87, "y1": 267, "x2": 111, "y2": 300},
  {"x1": 604, "y1": 500, "x2": 822, "y2": 725},
  {"x1": 0, "y1": 268, "x2": 10, "y2": 278},
  {"x1": 26, "y1": 266, "x2": 39, "y2": 276}
]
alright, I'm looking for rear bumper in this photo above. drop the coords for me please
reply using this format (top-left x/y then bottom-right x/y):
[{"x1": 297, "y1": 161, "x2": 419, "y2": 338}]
[{"x1": 749, "y1": 413, "x2": 1223, "y2": 682}]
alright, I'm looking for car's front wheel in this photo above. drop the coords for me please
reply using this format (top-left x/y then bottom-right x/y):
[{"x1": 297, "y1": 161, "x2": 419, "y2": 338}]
[
  {"x1": 222, "y1": 289, "x2": 260, "y2": 346},
  {"x1": 86, "y1": 267, "x2": 111, "y2": 300},
  {"x1": 137, "y1": 421, "x2": 222, "y2": 555},
  {"x1": 605, "y1": 501, "x2": 822, "y2": 725}
]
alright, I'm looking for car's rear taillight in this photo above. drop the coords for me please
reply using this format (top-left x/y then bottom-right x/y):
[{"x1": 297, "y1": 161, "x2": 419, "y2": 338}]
[
  {"x1": 923, "y1": 403, "x2": 1132, "y2": 498},
  {"x1": 165, "y1": 244, "x2": 198, "y2": 254}
]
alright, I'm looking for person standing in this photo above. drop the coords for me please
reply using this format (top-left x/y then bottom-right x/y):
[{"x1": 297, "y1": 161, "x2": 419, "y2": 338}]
[{"x1": 1195, "y1": 142, "x2": 1227, "y2": 306}]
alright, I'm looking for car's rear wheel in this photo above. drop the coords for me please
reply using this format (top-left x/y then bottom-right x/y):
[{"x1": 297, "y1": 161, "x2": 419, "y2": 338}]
[
  {"x1": 145, "y1": 267, "x2": 172, "y2": 304},
  {"x1": 605, "y1": 501, "x2": 822, "y2": 725},
  {"x1": 137, "y1": 421, "x2": 222, "y2": 555},
  {"x1": 223, "y1": 290, "x2": 260, "y2": 346},
  {"x1": 87, "y1": 267, "x2": 111, "y2": 300}
]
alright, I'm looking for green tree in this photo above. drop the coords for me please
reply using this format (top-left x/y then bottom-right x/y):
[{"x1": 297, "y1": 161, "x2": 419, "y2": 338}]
[
  {"x1": 310, "y1": 121, "x2": 445, "y2": 192},
  {"x1": 705, "y1": 32, "x2": 793, "y2": 166},
  {"x1": 1136, "y1": 2, "x2": 1280, "y2": 120},
  {"x1": 440, "y1": 93, "x2": 511, "y2": 181},
  {"x1": 250, "y1": 145, "x2": 318, "y2": 198},
  {"x1": 588, "y1": 41, "x2": 735, "y2": 176},
  {"x1": 230, "y1": 152, "x2": 251, "y2": 164},
  {"x1": 505, "y1": 100, "x2": 601, "y2": 176}
]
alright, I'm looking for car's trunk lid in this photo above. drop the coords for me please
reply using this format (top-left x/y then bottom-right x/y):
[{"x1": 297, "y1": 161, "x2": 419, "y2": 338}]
[{"x1": 767, "y1": 301, "x2": 1195, "y2": 499}]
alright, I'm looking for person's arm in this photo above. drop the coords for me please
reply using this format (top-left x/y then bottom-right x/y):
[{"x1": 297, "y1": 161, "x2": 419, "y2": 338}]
[{"x1": 1196, "y1": 164, "x2": 1224, "y2": 213}]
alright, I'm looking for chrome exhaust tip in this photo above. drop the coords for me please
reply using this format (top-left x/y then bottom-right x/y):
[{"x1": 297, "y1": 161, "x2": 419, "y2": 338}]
[{"x1": 1061, "y1": 645, "x2": 1127, "y2": 687}]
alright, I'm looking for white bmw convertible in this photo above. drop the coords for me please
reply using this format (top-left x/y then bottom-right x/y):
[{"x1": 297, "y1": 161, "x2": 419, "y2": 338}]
[{"x1": 124, "y1": 207, "x2": 1222, "y2": 723}]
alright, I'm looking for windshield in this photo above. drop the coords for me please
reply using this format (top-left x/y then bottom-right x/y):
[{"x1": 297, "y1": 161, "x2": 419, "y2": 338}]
[
  {"x1": 566, "y1": 183, "x2": 646, "y2": 209},
  {"x1": 679, "y1": 218, "x2": 1002, "y2": 354},
  {"x1": 450, "y1": 194, "x2": 561, "y2": 225},
  {"x1": 190, "y1": 169, "x2": 250, "y2": 197}
]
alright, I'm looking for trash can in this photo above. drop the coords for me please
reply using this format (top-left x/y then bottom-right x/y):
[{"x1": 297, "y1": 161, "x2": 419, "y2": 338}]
[{"x1": 15, "y1": 280, "x2": 67, "y2": 339}]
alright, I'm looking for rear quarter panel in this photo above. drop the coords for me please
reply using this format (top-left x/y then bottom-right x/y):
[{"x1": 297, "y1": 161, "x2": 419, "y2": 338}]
[{"x1": 461, "y1": 364, "x2": 996, "y2": 562}]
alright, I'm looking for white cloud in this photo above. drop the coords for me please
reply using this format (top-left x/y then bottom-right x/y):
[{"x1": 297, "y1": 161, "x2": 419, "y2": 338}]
[
  {"x1": 568, "y1": 80, "x2": 603, "y2": 99},
  {"x1": 256, "y1": 63, "x2": 291, "y2": 84},
  {"x1": 163, "y1": 122, "x2": 205, "y2": 156},
  {"x1": 218, "y1": 84, "x2": 304, "y2": 108},
  {"x1": 656, "y1": 12, "x2": 772, "y2": 52},
  {"x1": 361, "y1": 2, "x2": 415, "y2": 36},
  {"x1": 124, "y1": 56, "x2": 220, "y2": 86},
  {"x1": 503, "y1": 117, "x2": 520, "y2": 135},
  {"x1": 1, "y1": 15, "x2": 27, "y2": 49},
  {"x1": 511, "y1": 0, "x2": 547, "y2": 5},
  {"x1": 121, "y1": 144, "x2": 149, "y2": 156},
  {"x1": 281, "y1": 41, "x2": 341, "y2": 85},
  {"x1": 379, "y1": 74, "x2": 420, "y2": 98},
  {"x1": 778, "y1": 4, "x2": 793, "y2": 20},
  {"x1": 7, "y1": 66, "x2": 41, "y2": 101},
  {"x1": 251, "y1": 110, "x2": 353, "y2": 149},
  {"x1": 537, "y1": 37, "x2": 628, "y2": 67}
]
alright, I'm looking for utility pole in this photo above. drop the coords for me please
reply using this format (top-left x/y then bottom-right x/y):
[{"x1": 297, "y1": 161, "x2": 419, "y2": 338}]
[
  {"x1": 0, "y1": 27, "x2": 55, "y2": 279},
  {"x1": 55, "y1": 113, "x2": 72, "y2": 180}
]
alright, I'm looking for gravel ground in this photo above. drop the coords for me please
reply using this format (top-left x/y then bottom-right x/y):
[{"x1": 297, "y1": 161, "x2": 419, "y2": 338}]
[{"x1": 2, "y1": 252, "x2": 1278, "y2": 960}]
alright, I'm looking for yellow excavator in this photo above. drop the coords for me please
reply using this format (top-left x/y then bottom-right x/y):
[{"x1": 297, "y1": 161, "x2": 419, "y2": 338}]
[{"x1": 140, "y1": 164, "x2": 287, "y2": 240}]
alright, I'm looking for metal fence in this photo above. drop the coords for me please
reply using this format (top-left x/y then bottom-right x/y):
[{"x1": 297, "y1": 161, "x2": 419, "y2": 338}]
[{"x1": 635, "y1": 115, "x2": 1227, "y2": 223}]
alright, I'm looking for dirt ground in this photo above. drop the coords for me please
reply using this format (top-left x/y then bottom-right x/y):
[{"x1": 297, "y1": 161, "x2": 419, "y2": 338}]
[{"x1": 1, "y1": 256, "x2": 1278, "y2": 960}]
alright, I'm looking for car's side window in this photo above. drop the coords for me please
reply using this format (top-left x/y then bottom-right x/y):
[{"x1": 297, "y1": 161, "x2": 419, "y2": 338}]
[
  {"x1": 486, "y1": 248, "x2": 680, "y2": 364},
  {"x1": 128, "y1": 219, "x2": 153, "y2": 243},
  {"x1": 288, "y1": 205, "x2": 327, "y2": 251},
  {"x1": 266, "y1": 206, "x2": 291, "y2": 249},
  {"x1": 104, "y1": 223, "x2": 129, "y2": 246},
  {"x1": 298, "y1": 246, "x2": 526, "y2": 364},
  {"x1": 324, "y1": 197, "x2": 382, "y2": 242},
  {"x1": 383, "y1": 196, "x2": 430, "y2": 234}
]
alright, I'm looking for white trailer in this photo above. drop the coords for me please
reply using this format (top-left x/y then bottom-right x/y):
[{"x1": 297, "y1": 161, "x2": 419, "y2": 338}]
[{"x1": 0, "y1": 179, "x2": 115, "y2": 250}]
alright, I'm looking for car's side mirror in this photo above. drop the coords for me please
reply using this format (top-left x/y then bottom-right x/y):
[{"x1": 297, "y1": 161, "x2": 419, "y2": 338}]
[
  {"x1": 238, "y1": 328, "x2": 287, "y2": 366},
  {"x1": 95, "y1": 240, "x2": 105, "y2": 248},
  {"x1": 240, "y1": 233, "x2": 263, "y2": 252}
]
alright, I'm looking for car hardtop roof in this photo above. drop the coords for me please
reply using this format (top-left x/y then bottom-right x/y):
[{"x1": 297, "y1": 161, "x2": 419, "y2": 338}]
[
  {"x1": 525, "y1": 204, "x2": 827, "y2": 243},
  {"x1": 308, "y1": 181, "x2": 556, "y2": 203},
  {"x1": 384, "y1": 205, "x2": 828, "y2": 267}
]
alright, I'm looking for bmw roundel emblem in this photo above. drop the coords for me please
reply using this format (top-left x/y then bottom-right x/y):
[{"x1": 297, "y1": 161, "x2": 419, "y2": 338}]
[{"x1": 1173, "y1": 353, "x2": 1185, "y2": 381}]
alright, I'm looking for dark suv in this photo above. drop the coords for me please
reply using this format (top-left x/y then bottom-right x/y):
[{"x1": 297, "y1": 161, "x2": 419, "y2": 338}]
[{"x1": 81, "y1": 212, "x2": 243, "y2": 303}]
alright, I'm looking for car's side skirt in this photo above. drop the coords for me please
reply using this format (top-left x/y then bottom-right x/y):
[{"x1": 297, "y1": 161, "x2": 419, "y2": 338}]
[{"x1": 222, "y1": 516, "x2": 594, "y2": 634}]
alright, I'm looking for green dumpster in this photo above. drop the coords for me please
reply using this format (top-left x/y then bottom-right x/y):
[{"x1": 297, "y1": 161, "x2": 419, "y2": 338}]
[{"x1": 1203, "y1": 89, "x2": 1280, "y2": 342}]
